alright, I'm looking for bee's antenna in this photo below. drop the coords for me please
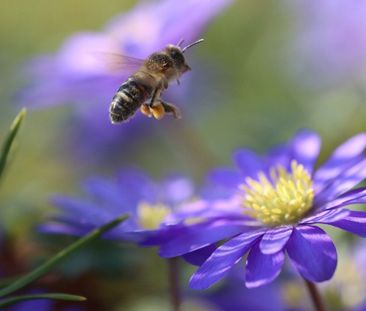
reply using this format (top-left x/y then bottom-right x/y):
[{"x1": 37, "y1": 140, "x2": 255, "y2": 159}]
[
  {"x1": 182, "y1": 38, "x2": 204, "y2": 53},
  {"x1": 177, "y1": 38, "x2": 185, "y2": 47}
]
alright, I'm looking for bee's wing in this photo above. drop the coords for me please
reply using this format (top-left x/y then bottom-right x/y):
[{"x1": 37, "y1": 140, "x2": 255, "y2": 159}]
[{"x1": 95, "y1": 52, "x2": 145, "y2": 75}]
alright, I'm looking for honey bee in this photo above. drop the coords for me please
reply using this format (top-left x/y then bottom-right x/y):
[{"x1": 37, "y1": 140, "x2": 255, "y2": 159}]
[{"x1": 109, "y1": 39, "x2": 204, "y2": 124}]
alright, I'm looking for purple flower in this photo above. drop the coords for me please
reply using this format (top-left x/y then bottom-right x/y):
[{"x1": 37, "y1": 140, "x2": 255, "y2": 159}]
[
  {"x1": 159, "y1": 130, "x2": 366, "y2": 289},
  {"x1": 21, "y1": 0, "x2": 233, "y2": 156},
  {"x1": 288, "y1": 0, "x2": 366, "y2": 86},
  {"x1": 41, "y1": 168, "x2": 199, "y2": 245}
]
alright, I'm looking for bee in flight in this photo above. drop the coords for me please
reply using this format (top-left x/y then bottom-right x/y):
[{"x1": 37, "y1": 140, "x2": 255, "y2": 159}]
[{"x1": 109, "y1": 39, "x2": 204, "y2": 124}]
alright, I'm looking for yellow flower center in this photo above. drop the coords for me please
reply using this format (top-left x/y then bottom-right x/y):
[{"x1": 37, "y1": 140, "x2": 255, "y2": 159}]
[
  {"x1": 137, "y1": 202, "x2": 171, "y2": 230},
  {"x1": 241, "y1": 160, "x2": 314, "y2": 226}
]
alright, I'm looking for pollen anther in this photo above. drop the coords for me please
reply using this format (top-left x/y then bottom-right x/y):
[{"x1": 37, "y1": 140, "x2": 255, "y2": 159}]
[{"x1": 241, "y1": 160, "x2": 314, "y2": 226}]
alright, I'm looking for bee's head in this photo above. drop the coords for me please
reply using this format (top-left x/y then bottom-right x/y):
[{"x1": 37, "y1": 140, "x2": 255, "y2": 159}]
[
  {"x1": 165, "y1": 39, "x2": 204, "y2": 73},
  {"x1": 165, "y1": 45, "x2": 190, "y2": 73}
]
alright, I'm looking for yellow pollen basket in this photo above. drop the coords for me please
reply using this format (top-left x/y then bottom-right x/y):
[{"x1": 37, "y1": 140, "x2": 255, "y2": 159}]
[
  {"x1": 241, "y1": 160, "x2": 314, "y2": 226},
  {"x1": 137, "y1": 202, "x2": 171, "y2": 230}
]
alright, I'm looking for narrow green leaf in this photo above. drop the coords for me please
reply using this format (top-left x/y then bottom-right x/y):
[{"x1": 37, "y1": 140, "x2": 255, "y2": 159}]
[
  {"x1": 0, "y1": 108, "x2": 27, "y2": 180},
  {"x1": 0, "y1": 215, "x2": 129, "y2": 297},
  {"x1": 0, "y1": 292, "x2": 86, "y2": 308}
]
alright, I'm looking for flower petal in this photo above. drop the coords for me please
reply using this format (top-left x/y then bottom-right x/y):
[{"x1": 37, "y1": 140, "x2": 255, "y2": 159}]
[
  {"x1": 301, "y1": 208, "x2": 350, "y2": 224},
  {"x1": 234, "y1": 149, "x2": 264, "y2": 179},
  {"x1": 116, "y1": 167, "x2": 157, "y2": 204},
  {"x1": 315, "y1": 159, "x2": 366, "y2": 204},
  {"x1": 83, "y1": 177, "x2": 129, "y2": 213},
  {"x1": 318, "y1": 187, "x2": 366, "y2": 211},
  {"x1": 189, "y1": 230, "x2": 264, "y2": 290},
  {"x1": 326, "y1": 210, "x2": 366, "y2": 237},
  {"x1": 286, "y1": 226, "x2": 337, "y2": 282},
  {"x1": 159, "y1": 219, "x2": 254, "y2": 258},
  {"x1": 314, "y1": 133, "x2": 366, "y2": 194},
  {"x1": 265, "y1": 143, "x2": 292, "y2": 171},
  {"x1": 208, "y1": 168, "x2": 242, "y2": 189},
  {"x1": 259, "y1": 226, "x2": 293, "y2": 254},
  {"x1": 290, "y1": 130, "x2": 321, "y2": 174},
  {"x1": 245, "y1": 242, "x2": 285, "y2": 288},
  {"x1": 51, "y1": 196, "x2": 113, "y2": 225},
  {"x1": 182, "y1": 245, "x2": 217, "y2": 266},
  {"x1": 161, "y1": 175, "x2": 194, "y2": 205}
]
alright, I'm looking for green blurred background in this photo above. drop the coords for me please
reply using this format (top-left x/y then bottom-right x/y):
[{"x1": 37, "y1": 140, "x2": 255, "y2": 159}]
[{"x1": 0, "y1": 0, "x2": 365, "y2": 310}]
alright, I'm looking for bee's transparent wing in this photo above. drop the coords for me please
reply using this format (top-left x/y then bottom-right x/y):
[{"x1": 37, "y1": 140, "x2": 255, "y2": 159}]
[{"x1": 93, "y1": 52, "x2": 145, "y2": 75}]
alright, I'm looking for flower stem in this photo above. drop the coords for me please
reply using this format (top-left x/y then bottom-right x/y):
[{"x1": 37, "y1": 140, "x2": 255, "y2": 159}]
[
  {"x1": 304, "y1": 279, "x2": 326, "y2": 311},
  {"x1": 167, "y1": 258, "x2": 181, "y2": 311}
]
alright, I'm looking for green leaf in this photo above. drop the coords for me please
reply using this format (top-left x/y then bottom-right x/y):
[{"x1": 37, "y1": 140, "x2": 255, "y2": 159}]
[
  {"x1": 0, "y1": 292, "x2": 86, "y2": 308},
  {"x1": 0, "y1": 215, "x2": 129, "y2": 297},
  {"x1": 0, "y1": 108, "x2": 26, "y2": 180}
]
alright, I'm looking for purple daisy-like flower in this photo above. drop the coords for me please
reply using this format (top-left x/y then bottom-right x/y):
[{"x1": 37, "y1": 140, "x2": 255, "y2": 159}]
[
  {"x1": 159, "y1": 130, "x2": 366, "y2": 289},
  {"x1": 41, "y1": 168, "x2": 197, "y2": 245},
  {"x1": 20, "y1": 0, "x2": 233, "y2": 156}
]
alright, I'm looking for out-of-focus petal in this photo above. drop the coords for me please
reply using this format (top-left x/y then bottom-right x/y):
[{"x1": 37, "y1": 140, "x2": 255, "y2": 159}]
[
  {"x1": 50, "y1": 196, "x2": 114, "y2": 225},
  {"x1": 160, "y1": 175, "x2": 194, "y2": 205},
  {"x1": 289, "y1": 129, "x2": 321, "y2": 174},
  {"x1": 286, "y1": 225, "x2": 337, "y2": 282},
  {"x1": 159, "y1": 219, "x2": 256, "y2": 258},
  {"x1": 265, "y1": 143, "x2": 291, "y2": 172},
  {"x1": 259, "y1": 226, "x2": 293, "y2": 255},
  {"x1": 82, "y1": 177, "x2": 130, "y2": 213},
  {"x1": 189, "y1": 230, "x2": 265, "y2": 290},
  {"x1": 233, "y1": 149, "x2": 263, "y2": 179},
  {"x1": 245, "y1": 242, "x2": 285, "y2": 288},
  {"x1": 208, "y1": 168, "x2": 242, "y2": 189},
  {"x1": 116, "y1": 167, "x2": 157, "y2": 204}
]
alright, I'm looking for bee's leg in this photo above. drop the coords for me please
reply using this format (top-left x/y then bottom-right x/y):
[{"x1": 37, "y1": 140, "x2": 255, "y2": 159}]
[
  {"x1": 160, "y1": 100, "x2": 181, "y2": 119},
  {"x1": 148, "y1": 87, "x2": 162, "y2": 108}
]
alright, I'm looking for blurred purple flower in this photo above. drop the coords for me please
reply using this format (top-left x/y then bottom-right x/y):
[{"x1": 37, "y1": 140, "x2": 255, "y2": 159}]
[
  {"x1": 289, "y1": 0, "x2": 366, "y2": 86},
  {"x1": 21, "y1": 0, "x2": 233, "y2": 156},
  {"x1": 159, "y1": 130, "x2": 366, "y2": 289},
  {"x1": 41, "y1": 168, "x2": 197, "y2": 245}
]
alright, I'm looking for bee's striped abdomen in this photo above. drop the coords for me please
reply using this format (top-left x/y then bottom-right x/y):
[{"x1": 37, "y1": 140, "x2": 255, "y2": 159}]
[{"x1": 109, "y1": 77, "x2": 152, "y2": 124}]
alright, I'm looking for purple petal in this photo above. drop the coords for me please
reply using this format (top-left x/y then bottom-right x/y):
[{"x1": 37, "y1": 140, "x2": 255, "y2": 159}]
[
  {"x1": 189, "y1": 230, "x2": 265, "y2": 290},
  {"x1": 326, "y1": 210, "x2": 366, "y2": 237},
  {"x1": 289, "y1": 129, "x2": 321, "y2": 174},
  {"x1": 314, "y1": 133, "x2": 366, "y2": 195},
  {"x1": 301, "y1": 208, "x2": 350, "y2": 224},
  {"x1": 160, "y1": 175, "x2": 194, "y2": 205},
  {"x1": 286, "y1": 225, "x2": 337, "y2": 282},
  {"x1": 207, "y1": 168, "x2": 242, "y2": 189},
  {"x1": 51, "y1": 196, "x2": 113, "y2": 225},
  {"x1": 315, "y1": 159, "x2": 366, "y2": 204},
  {"x1": 259, "y1": 226, "x2": 293, "y2": 254},
  {"x1": 233, "y1": 149, "x2": 263, "y2": 179},
  {"x1": 182, "y1": 245, "x2": 217, "y2": 266},
  {"x1": 116, "y1": 167, "x2": 157, "y2": 204},
  {"x1": 318, "y1": 187, "x2": 366, "y2": 211},
  {"x1": 159, "y1": 219, "x2": 256, "y2": 258},
  {"x1": 265, "y1": 143, "x2": 292, "y2": 171},
  {"x1": 245, "y1": 242, "x2": 285, "y2": 288},
  {"x1": 82, "y1": 177, "x2": 130, "y2": 213}
]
